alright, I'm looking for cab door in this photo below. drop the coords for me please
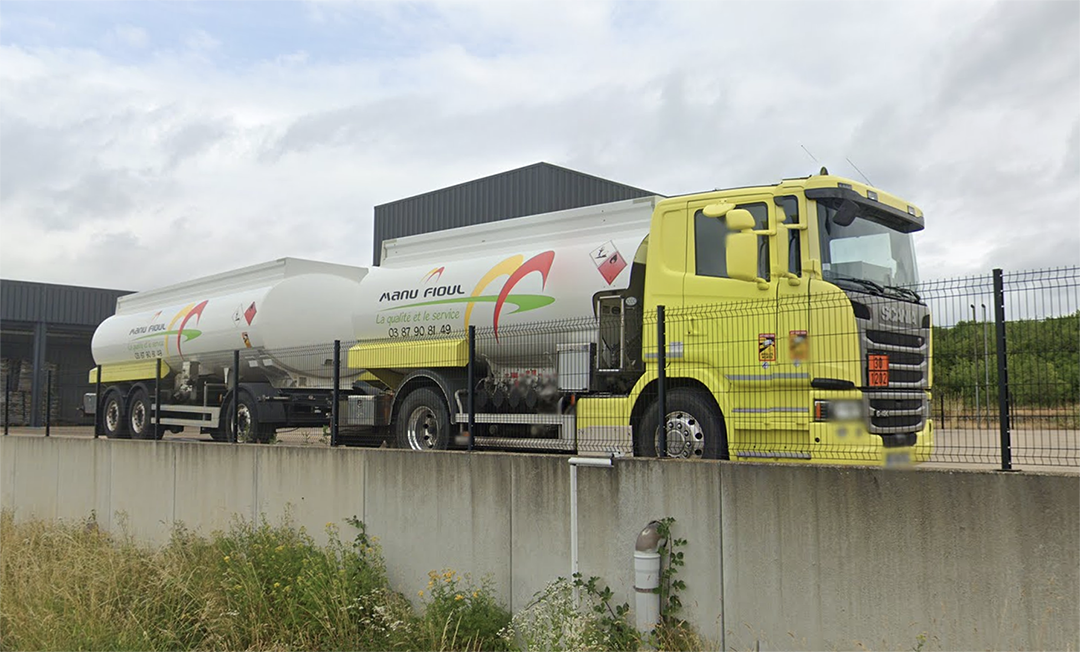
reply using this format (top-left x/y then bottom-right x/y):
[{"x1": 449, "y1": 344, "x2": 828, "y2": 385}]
[
  {"x1": 772, "y1": 194, "x2": 814, "y2": 440},
  {"x1": 682, "y1": 196, "x2": 776, "y2": 434}
]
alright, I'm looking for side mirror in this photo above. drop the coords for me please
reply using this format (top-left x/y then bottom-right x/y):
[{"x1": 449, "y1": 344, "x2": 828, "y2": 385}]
[
  {"x1": 702, "y1": 202, "x2": 735, "y2": 218},
  {"x1": 725, "y1": 210, "x2": 760, "y2": 283},
  {"x1": 725, "y1": 209, "x2": 755, "y2": 231}
]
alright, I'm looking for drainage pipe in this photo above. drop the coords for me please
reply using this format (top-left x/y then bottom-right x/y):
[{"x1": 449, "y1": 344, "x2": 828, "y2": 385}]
[{"x1": 634, "y1": 520, "x2": 664, "y2": 635}]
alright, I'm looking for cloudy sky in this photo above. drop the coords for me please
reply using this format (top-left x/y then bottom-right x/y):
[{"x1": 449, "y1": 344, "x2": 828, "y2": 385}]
[{"x1": 0, "y1": 0, "x2": 1077, "y2": 292}]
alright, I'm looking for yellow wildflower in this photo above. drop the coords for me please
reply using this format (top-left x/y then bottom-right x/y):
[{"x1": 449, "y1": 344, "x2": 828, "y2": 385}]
[
  {"x1": 274, "y1": 582, "x2": 281, "y2": 588},
  {"x1": 275, "y1": 545, "x2": 284, "y2": 553},
  {"x1": 454, "y1": 594, "x2": 463, "y2": 601},
  {"x1": 473, "y1": 591, "x2": 479, "y2": 598},
  {"x1": 418, "y1": 590, "x2": 424, "y2": 597},
  {"x1": 223, "y1": 555, "x2": 230, "y2": 563}
]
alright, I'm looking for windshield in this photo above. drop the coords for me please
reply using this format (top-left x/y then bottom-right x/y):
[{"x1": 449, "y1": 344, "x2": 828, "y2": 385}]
[{"x1": 816, "y1": 201, "x2": 920, "y2": 289}]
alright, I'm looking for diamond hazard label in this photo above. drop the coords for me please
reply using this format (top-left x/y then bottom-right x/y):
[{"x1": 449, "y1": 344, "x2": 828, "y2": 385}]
[
  {"x1": 244, "y1": 302, "x2": 257, "y2": 325},
  {"x1": 590, "y1": 240, "x2": 627, "y2": 284}
]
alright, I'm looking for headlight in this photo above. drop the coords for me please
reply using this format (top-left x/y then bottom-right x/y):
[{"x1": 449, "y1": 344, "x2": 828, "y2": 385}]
[{"x1": 814, "y1": 399, "x2": 863, "y2": 422}]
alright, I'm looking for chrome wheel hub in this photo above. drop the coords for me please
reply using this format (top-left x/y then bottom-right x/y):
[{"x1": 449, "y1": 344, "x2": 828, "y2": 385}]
[
  {"x1": 656, "y1": 410, "x2": 705, "y2": 458},
  {"x1": 106, "y1": 400, "x2": 121, "y2": 432},
  {"x1": 406, "y1": 406, "x2": 440, "y2": 450}
]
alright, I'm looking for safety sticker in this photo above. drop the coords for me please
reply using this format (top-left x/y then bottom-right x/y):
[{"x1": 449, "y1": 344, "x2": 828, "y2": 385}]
[
  {"x1": 590, "y1": 240, "x2": 627, "y2": 285},
  {"x1": 869, "y1": 354, "x2": 889, "y2": 387},
  {"x1": 241, "y1": 332, "x2": 253, "y2": 349},
  {"x1": 789, "y1": 330, "x2": 809, "y2": 366},
  {"x1": 244, "y1": 302, "x2": 257, "y2": 325},
  {"x1": 758, "y1": 333, "x2": 776, "y2": 362}
]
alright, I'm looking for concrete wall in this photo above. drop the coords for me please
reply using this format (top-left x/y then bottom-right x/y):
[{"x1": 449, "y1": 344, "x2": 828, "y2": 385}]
[{"x1": 1, "y1": 435, "x2": 1076, "y2": 651}]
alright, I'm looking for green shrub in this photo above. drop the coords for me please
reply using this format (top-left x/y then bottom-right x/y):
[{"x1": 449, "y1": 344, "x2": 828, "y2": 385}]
[{"x1": 418, "y1": 568, "x2": 512, "y2": 651}]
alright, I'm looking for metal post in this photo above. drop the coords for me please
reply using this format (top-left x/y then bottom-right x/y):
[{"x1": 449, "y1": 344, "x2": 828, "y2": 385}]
[
  {"x1": 155, "y1": 358, "x2": 162, "y2": 439},
  {"x1": 981, "y1": 303, "x2": 989, "y2": 430},
  {"x1": 45, "y1": 369, "x2": 52, "y2": 437},
  {"x1": 970, "y1": 304, "x2": 979, "y2": 428},
  {"x1": 331, "y1": 340, "x2": 340, "y2": 447},
  {"x1": 94, "y1": 365, "x2": 102, "y2": 438},
  {"x1": 992, "y1": 269, "x2": 1013, "y2": 471},
  {"x1": 657, "y1": 305, "x2": 667, "y2": 458},
  {"x1": 468, "y1": 326, "x2": 476, "y2": 452},
  {"x1": 231, "y1": 350, "x2": 240, "y2": 444},
  {"x1": 4, "y1": 368, "x2": 10, "y2": 436}
]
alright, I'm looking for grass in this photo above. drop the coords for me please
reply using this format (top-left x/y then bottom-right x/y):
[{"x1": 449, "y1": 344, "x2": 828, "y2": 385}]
[{"x1": 1, "y1": 511, "x2": 712, "y2": 651}]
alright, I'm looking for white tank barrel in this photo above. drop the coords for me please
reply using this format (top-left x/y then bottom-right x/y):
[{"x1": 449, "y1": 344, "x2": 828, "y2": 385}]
[
  {"x1": 356, "y1": 196, "x2": 656, "y2": 364},
  {"x1": 91, "y1": 259, "x2": 368, "y2": 379}
]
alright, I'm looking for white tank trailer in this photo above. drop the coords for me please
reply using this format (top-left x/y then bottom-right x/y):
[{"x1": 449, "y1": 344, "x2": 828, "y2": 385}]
[{"x1": 88, "y1": 197, "x2": 660, "y2": 443}]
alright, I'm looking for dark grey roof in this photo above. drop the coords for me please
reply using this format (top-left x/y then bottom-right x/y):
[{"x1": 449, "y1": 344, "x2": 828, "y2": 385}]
[
  {"x1": 1, "y1": 279, "x2": 131, "y2": 327},
  {"x1": 373, "y1": 162, "x2": 657, "y2": 265}
]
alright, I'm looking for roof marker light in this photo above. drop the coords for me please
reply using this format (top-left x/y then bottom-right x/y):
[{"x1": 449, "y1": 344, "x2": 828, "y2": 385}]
[{"x1": 866, "y1": 190, "x2": 878, "y2": 201}]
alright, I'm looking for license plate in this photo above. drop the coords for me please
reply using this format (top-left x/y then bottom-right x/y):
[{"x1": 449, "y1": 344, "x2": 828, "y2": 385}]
[{"x1": 886, "y1": 451, "x2": 911, "y2": 467}]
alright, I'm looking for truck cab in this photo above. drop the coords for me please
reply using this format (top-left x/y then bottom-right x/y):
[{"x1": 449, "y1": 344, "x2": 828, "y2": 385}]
[{"x1": 604, "y1": 171, "x2": 932, "y2": 464}]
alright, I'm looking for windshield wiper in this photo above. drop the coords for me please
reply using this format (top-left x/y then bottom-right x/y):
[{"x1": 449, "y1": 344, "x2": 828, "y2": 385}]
[
  {"x1": 826, "y1": 275, "x2": 885, "y2": 296},
  {"x1": 884, "y1": 284, "x2": 921, "y2": 302}
]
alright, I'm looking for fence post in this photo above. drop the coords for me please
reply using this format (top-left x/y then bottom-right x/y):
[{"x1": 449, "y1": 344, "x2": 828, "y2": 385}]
[
  {"x1": 94, "y1": 365, "x2": 102, "y2": 438},
  {"x1": 992, "y1": 269, "x2": 1013, "y2": 471},
  {"x1": 657, "y1": 305, "x2": 667, "y2": 458},
  {"x1": 155, "y1": 358, "x2": 162, "y2": 439},
  {"x1": 231, "y1": 350, "x2": 240, "y2": 444},
  {"x1": 4, "y1": 369, "x2": 10, "y2": 436},
  {"x1": 45, "y1": 369, "x2": 52, "y2": 437},
  {"x1": 468, "y1": 325, "x2": 476, "y2": 452},
  {"x1": 331, "y1": 340, "x2": 340, "y2": 447}
]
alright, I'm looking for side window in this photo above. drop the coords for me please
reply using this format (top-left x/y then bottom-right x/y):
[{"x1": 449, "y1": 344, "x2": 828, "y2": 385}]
[
  {"x1": 694, "y1": 209, "x2": 731, "y2": 277},
  {"x1": 776, "y1": 196, "x2": 802, "y2": 276},
  {"x1": 693, "y1": 202, "x2": 770, "y2": 280}
]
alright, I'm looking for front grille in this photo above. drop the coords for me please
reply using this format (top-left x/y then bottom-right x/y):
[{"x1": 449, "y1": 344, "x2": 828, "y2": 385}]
[
  {"x1": 867, "y1": 392, "x2": 927, "y2": 435},
  {"x1": 868, "y1": 348, "x2": 922, "y2": 366},
  {"x1": 862, "y1": 330, "x2": 928, "y2": 390},
  {"x1": 866, "y1": 330, "x2": 924, "y2": 348}
]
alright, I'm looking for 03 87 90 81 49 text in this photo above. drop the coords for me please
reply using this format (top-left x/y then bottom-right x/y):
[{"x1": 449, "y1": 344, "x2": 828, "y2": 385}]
[{"x1": 387, "y1": 324, "x2": 453, "y2": 338}]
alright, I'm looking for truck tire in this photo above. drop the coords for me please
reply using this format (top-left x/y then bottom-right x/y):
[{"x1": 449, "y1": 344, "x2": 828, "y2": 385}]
[
  {"x1": 128, "y1": 387, "x2": 163, "y2": 440},
  {"x1": 635, "y1": 387, "x2": 728, "y2": 460},
  {"x1": 101, "y1": 388, "x2": 129, "y2": 439},
  {"x1": 224, "y1": 392, "x2": 274, "y2": 444},
  {"x1": 395, "y1": 387, "x2": 451, "y2": 451}
]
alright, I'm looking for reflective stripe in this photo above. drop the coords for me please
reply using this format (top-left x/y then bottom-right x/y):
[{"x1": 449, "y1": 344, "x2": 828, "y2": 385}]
[{"x1": 726, "y1": 372, "x2": 810, "y2": 381}]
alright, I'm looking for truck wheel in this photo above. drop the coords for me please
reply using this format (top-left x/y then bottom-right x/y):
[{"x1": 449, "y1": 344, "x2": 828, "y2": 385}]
[
  {"x1": 101, "y1": 388, "x2": 129, "y2": 439},
  {"x1": 224, "y1": 392, "x2": 274, "y2": 444},
  {"x1": 128, "y1": 387, "x2": 162, "y2": 440},
  {"x1": 635, "y1": 387, "x2": 728, "y2": 460},
  {"x1": 395, "y1": 387, "x2": 450, "y2": 451}
]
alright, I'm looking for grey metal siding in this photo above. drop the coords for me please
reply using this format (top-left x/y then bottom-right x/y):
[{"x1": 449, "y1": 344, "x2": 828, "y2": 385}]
[
  {"x1": 373, "y1": 162, "x2": 656, "y2": 264},
  {"x1": 1, "y1": 280, "x2": 130, "y2": 327}
]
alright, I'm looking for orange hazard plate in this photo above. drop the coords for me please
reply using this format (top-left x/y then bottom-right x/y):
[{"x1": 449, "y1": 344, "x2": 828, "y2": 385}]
[{"x1": 869, "y1": 354, "x2": 889, "y2": 387}]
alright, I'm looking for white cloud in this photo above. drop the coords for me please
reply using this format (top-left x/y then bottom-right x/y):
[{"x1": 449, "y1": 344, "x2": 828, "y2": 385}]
[
  {"x1": 185, "y1": 29, "x2": 220, "y2": 53},
  {"x1": 110, "y1": 24, "x2": 149, "y2": 49},
  {"x1": 0, "y1": 0, "x2": 1077, "y2": 292}
]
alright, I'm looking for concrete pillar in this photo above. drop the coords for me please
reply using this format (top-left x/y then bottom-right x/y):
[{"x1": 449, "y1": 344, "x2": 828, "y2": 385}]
[{"x1": 29, "y1": 321, "x2": 46, "y2": 427}]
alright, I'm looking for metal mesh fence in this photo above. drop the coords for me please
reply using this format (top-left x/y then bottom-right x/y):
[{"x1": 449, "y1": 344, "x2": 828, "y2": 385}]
[{"x1": 4, "y1": 266, "x2": 1077, "y2": 471}]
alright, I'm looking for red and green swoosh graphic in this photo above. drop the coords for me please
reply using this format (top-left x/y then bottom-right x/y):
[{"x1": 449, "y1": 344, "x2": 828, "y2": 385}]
[
  {"x1": 133, "y1": 300, "x2": 208, "y2": 357},
  {"x1": 386, "y1": 252, "x2": 556, "y2": 339}
]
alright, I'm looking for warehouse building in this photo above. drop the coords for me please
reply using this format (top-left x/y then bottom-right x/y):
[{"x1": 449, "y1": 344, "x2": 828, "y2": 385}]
[
  {"x1": 1, "y1": 280, "x2": 131, "y2": 426},
  {"x1": 373, "y1": 162, "x2": 656, "y2": 264}
]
